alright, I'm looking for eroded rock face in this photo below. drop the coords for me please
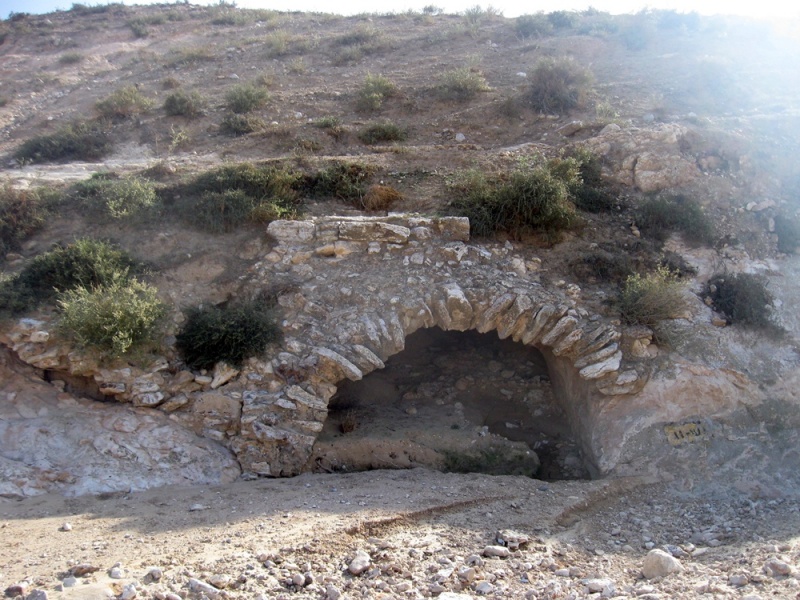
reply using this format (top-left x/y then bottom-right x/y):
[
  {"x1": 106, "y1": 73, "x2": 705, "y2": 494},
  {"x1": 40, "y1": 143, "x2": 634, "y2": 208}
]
[{"x1": 0, "y1": 350, "x2": 240, "y2": 497}]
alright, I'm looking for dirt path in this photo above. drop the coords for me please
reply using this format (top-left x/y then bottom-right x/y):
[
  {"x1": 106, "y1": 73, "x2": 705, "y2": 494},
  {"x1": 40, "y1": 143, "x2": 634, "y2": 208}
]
[{"x1": 2, "y1": 470, "x2": 798, "y2": 600}]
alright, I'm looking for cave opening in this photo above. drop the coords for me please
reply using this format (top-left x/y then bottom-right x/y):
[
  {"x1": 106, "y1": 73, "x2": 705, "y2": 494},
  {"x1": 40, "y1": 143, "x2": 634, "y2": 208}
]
[{"x1": 308, "y1": 327, "x2": 591, "y2": 481}]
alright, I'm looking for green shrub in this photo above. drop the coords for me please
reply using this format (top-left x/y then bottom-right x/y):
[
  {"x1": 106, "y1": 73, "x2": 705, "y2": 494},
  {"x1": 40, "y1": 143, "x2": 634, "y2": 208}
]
[
  {"x1": 58, "y1": 276, "x2": 165, "y2": 356},
  {"x1": 264, "y1": 30, "x2": 311, "y2": 57},
  {"x1": 463, "y1": 5, "x2": 502, "y2": 24},
  {"x1": 225, "y1": 83, "x2": 269, "y2": 114},
  {"x1": 189, "y1": 190, "x2": 290, "y2": 233},
  {"x1": 356, "y1": 73, "x2": 398, "y2": 112},
  {"x1": 0, "y1": 238, "x2": 140, "y2": 316},
  {"x1": 565, "y1": 147, "x2": 617, "y2": 212},
  {"x1": 547, "y1": 10, "x2": 577, "y2": 29},
  {"x1": 164, "y1": 90, "x2": 206, "y2": 118},
  {"x1": 450, "y1": 160, "x2": 579, "y2": 238},
  {"x1": 515, "y1": 13, "x2": 552, "y2": 38},
  {"x1": 220, "y1": 112, "x2": 266, "y2": 136},
  {"x1": 176, "y1": 300, "x2": 281, "y2": 369},
  {"x1": 333, "y1": 25, "x2": 381, "y2": 47},
  {"x1": 707, "y1": 273, "x2": 775, "y2": 328},
  {"x1": 58, "y1": 52, "x2": 84, "y2": 65},
  {"x1": 635, "y1": 195, "x2": 715, "y2": 246},
  {"x1": 128, "y1": 18, "x2": 149, "y2": 38},
  {"x1": 301, "y1": 162, "x2": 375, "y2": 202},
  {"x1": 178, "y1": 163, "x2": 300, "y2": 230},
  {"x1": 0, "y1": 184, "x2": 60, "y2": 259},
  {"x1": 619, "y1": 266, "x2": 688, "y2": 326},
  {"x1": 358, "y1": 122, "x2": 407, "y2": 144},
  {"x1": 437, "y1": 67, "x2": 490, "y2": 102},
  {"x1": 96, "y1": 86, "x2": 154, "y2": 119},
  {"x1": 570, "y1": 249, "x2": 635, "y2": 284},
  {"x1": 14, "y1": 121, "x2": 112, "y2": 164},
  {"x1": 165, "y1": 47, "x2": 216, "y2": 67},
  {"x1": 774, "y1": 215, "x2": 800, "y2": 254},
  {"x1": 72, "y1": 174, "x2": 158, "y2": 220},
  {"x1": 526, "y1": 58, "x2": 592, "y2": 114},
  {"x1": 313, "y1": 116, "x2": 345, "y2": 139}
]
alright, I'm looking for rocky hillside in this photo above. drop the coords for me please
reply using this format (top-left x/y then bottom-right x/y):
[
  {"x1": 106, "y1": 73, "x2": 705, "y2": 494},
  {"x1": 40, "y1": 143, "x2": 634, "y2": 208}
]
[{"x1": 1, "y1": 3, "x2": 800, "y2": 493}]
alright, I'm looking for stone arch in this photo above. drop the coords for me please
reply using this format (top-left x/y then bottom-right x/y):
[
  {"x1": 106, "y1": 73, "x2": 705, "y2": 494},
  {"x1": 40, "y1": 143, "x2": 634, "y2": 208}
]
[{"x1": 234, "y1": 278, "x2": 646, "y2": 478}]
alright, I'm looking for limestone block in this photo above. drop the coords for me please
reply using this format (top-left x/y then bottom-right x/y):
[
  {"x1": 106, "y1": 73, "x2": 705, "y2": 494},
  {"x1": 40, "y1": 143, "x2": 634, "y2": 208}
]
[
  {"x1": 633, "y1": 152, "x2": 699, "y2": 193},
  {"x1": 579, "y1": 351, "x2": 622, "y2": 380},
  {"x1": 286, "y1": 385, "x2": 327, "y2": 410},
  {"x1": 314, "y1": 347, "x2": 363, "y2": 381},
  {"x1": 575, "y1": 326, "x2": 620, "y2": 356},
  {"x1": 211, "y1": 362, "x2": 239, "y2": 389},
  {"x1": 496, "y1": 295, "x2": 535, "y2": 340},
  {"x1": 520, "y1": 305, "x2": 565, "y2": 345},
  {"x1": 434, "y1": 217, "x2": 470, "y2": 241},
  {"x1": 597, "y1": 369, "x2": 646, "y2": 396},
  {"x1": 267, "y1": 220, "x2": 316, "y2": 244},
  {"x1": 192, "y1": 392, "x2": 242, "y2": 421},
  {"x1": 476, "y1": 293, "x2": 517, "y2": 334},
  {"x1": 551, "y1": 328, "x2": 584, "y2": 357},
  {"x1": 338, "y1": 221, "x2": 410, "y2": 244},
  {"x1": 351, "y1": 345, "x2": 385, "y2": 370},
  {"x1": 432, "y1": 284, "x2": 473, "y2": 331},
  {"x1": 540, "y1": 316, "x2": 579, "y2": 347},
  {"x1": 575, "y1": 343, "x2": 620, "y2": 369},
  {"x1": 133, "y1": 392, "x2": 165, "y2": 408}
]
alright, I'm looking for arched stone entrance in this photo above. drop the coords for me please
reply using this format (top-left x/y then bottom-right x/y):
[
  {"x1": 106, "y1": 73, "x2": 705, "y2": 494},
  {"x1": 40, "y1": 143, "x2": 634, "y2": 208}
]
[
  {"x1": 310, "y1": 326, "x2": 590, "y2": 480},
  {"x1": 230, "y1": 216, "x2": 649, "y2": 478}
]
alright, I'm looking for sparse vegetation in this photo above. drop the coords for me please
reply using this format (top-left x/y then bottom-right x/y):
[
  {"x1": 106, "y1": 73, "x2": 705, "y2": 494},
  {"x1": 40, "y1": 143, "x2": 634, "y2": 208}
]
[
  {"x1": 356, "y1": 73, "x2": 398, "y2": 112},
  {"x1": 264, "y1": 31, "x2": 311, "y2": 57},
  {"x1": 58, "y1": 52, "x2": 84, "y2": 65},
  {"x1": 619, "y1": 266, "x2": 688, "y2": 326},
  {"x1": 635, "y1": 194, "x2": 715, "y2": 246},
  {"x1": 176, "y1": 299, "x2": 281, "y2": 370},
  {"x1": 301, "y1": 162, "x2": 376, "y2": 203},
  {"x1": 127, "y1": 18, "x2": 150, "y2": 38},
  {"x1": 707, "y1": 272, "x2": 775, "y2": 328},
  {"x1": 515, "y1": 13, "x2": 552, "y2": 38},
  {"x1": 177, "y1": 163, "x2": 300, "y2": 231},
  {"x1": 220, "y1": 113, "x2": 266, "y2": 136},
  {"x1": 96, "y1": 85, "x2": 154, "y2": 119},
  {"x1": 225, "y1": 83, "x2": 269, "y2": 114},
  {"x1": 165, "y1": 47, "x2": 215, "y2": 67},
  {"x1": 526, "y1": 58, "x2": 592, "y2": 114},
  {"x1": 547, "y1": 10, "x2": 578, "y2": 30},
  {"x1": 313, "y1": 116, "x2": 345, "y2": 139},
  {"x1": 358, "y1": 122, "x2": 407, "y2": 145},
  {"x1": 58, "y1": 275, "x2": 165, "y2": 357},
  {"x1": 0, "y1": 184, "x2": 61, "y2": 260},
  {"x1": 436, "y1": 67, "x2": 490, "y2": 101},
  {"x1": 0, "y1": 238, "x2": 141, "y2": 316},
  {"x1": 72, "y1": 174, "x2": 158, "y2": 220},
  {"x1": 567, "y1": 147, "x2": 617, "y2": 212},
  {"x1": 450, "y1": 158, "x2": 580, "y2": 238},
  {"x1": 14, "y1": 121, "x2": 112, "y2": 164},
  {"x1": 362, "y1": 184, "x2": 402, "y2": 211},
  {"x1": 164, "y1": 90, "x2": 206, "y2": 118}
]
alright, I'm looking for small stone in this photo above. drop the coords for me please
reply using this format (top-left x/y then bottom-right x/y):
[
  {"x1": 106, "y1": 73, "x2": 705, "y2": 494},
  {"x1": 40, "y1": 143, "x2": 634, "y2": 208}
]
[
  {"x1": 764, "y1": 558, "x2": 792, "y2": 577},
  {"x1": 4, "y1": 583, "x2": 28, "y2": 598},
  {"x1": 59, "y1": 522, "x2": 72, "y2": 532},
  {"x1": 189, "y1": 503, "x2": 208, "y2": 511},
  {"x1": 324, "y1": 584, "x2": 342, "y2": 600},
  {"x1": 69, "y1": 564, "x2": 99, "y2": 577},
  {"x1": 25, "y1": 592, "x2": 47, "y2": 600},
  {"x1": 145, "y1": 567, "x2": 163, "y2": 583},
  {"x1": 455, "y1": 133, "x2": 466, "y2": 142},
  {"x1": 585, "y1": 578, "x2": 615, "y2": 595},
  {"x1": 642, "y1": 549, "x2": 683, "y2": 579},
  {"x1": 474, "y1": 581, "x2": 494, "y2": 595},
  {"x1": 291, "y1": 573, "x2": 305, "y2": 587},
  {"x1": 189, "y1": 578, "x2": 220, "y2": 598},
  {"x1": 208, "y1": 574, "x2": 231, "y2": 589},
  {"x1": 458, "y1": 567, "x2": 476, "y2": 583},
  {"x1": 729, "y1": 573, "x2": 749, "y2": 587},
  {"x1": 61, "y1": 577, "x2": 77, "y2": 589},
  {"x1": 466, "y1": 554, "x2": 484, "y2": 567},
  {"x1": 348, "y1": 550, "x2": 371, "y2": 575},
  {"x1": 120, "y1": 584, "x2": 137, "y2": 600},
  {"x1": 555, "y1": 568, "x2": 570, "y2": 577},
  {"x1": 483, "y1": 545, "x2": 510, "y2": 558},
  {"x1": 109, "y1": 566, "x2": 124, "y2": 579}
]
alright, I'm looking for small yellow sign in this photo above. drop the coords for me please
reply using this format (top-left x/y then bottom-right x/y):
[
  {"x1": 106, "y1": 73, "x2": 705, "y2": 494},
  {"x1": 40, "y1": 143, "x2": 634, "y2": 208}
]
[{"x1": 664, "y1": 421, "x2": 707, "y2": 446}]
